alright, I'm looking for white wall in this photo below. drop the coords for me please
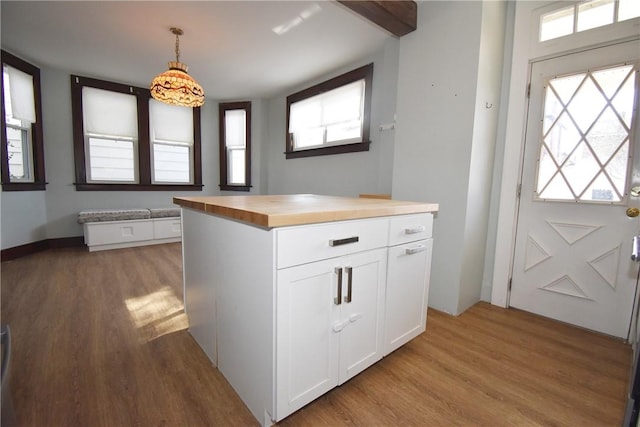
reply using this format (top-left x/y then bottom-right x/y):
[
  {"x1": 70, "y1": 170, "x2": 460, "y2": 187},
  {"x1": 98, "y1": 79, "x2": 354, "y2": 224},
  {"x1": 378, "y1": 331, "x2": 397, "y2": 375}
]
[
  {"x1": 458, "y1": 0, "x2": 507, "y2": 313},
  {"x1": 265, "y1": 40, "x2": 399, "y2": 197},
  {"x1": 482, "y1": 1, "x2": 516, "y2": 302},
  {"x1": 392, "y1": 0, "x2": 506, "y2": 315}
]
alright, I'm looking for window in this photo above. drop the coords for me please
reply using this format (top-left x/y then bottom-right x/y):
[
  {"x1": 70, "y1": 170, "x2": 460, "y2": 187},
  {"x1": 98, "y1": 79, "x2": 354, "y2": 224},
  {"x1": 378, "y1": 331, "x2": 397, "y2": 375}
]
[
  {"x1": 219, "y1": 102, "x2": 251, "y2": 191},
  {"x1": 540, "y1": 0, "x2": 640, "y2": 42},
  {"x1": 149, "y1": 99, "x2": 194, "y2": 184},
  {"x1": 71, "y1": 75, "x2": 202, "y2": 191},
  {"x1": 285, "y1": 63, "x2": 372, "y2": 159},
  {"x1": 1, "y1": 50, "x2": 45, "y2": 191},
  {"x1": 535, "y1": 63, "x2": 637, "y2": 203}
]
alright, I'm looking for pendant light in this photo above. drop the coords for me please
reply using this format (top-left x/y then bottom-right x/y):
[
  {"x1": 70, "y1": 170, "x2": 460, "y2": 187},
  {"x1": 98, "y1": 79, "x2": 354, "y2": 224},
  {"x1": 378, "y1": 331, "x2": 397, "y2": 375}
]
[{"x1": 150, "y1": 27, "x2": 205, "y2": 108}]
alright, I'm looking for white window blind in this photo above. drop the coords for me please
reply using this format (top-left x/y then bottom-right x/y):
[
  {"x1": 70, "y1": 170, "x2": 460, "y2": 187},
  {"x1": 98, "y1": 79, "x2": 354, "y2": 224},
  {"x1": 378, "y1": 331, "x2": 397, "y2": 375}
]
[
  {"x1": 149, "y1": 99, "x2": 193, "y2": 145},
  {"x1": 225, "y1": 110, "x2": 246, "y2": 148},
  {"x1": 5, "y1": 65, "x2": 35, "y2": 123},
  {"x1": 289, "y1": 79, "x2": 364, "y2": 150},
  {"x1": 82, "y1": 87, "x2": 138, "y2": 182},
  {"x1": 82, "y1": 87, "x2": 138, "y2": 139}
]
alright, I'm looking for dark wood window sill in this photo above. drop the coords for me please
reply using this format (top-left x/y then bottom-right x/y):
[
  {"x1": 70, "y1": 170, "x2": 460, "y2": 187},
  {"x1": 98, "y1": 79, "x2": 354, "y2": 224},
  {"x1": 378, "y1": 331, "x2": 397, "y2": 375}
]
[
  {"x1": 285, "y1": 141, "x2": 371, "y2": 159},
  {"x1": 219, "y1": 185, "x2": 252, "y2": 192},
  {"x1": 2, "y1": 182, "x2": 47, "y2": 191},
  {"x1": 74, "y1": 183, "x2": 204, "y2": 191}
]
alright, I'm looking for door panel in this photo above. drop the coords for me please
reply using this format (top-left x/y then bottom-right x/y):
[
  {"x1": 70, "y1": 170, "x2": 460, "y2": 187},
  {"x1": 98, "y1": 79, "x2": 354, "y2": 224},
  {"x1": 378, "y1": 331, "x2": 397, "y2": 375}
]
[
  {"x1": 276, "y1": 258, "x2": 340, "y2": 419},
  {"x1": 339, "y1": 248, "x2": 386, "y2": 383},
  {"x1": 510, "y1": 40, "x2": 640, "y2": 339}
]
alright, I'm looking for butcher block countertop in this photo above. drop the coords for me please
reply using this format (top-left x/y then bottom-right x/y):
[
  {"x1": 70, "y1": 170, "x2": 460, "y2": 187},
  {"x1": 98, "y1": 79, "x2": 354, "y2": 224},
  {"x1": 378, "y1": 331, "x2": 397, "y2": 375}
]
[{"x1": 173, "y1": 194, "x2": 439, "y2": 228}]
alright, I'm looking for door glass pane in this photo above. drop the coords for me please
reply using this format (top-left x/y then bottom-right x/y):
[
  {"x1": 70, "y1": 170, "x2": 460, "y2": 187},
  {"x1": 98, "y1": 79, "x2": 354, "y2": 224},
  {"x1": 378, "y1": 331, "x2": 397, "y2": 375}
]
[
  {"x1": 536, "y1": 63, "x2": 637, "y2": 203},
  {"x1": 562, "y1": 142, "x2": 599, "y2": 197}
]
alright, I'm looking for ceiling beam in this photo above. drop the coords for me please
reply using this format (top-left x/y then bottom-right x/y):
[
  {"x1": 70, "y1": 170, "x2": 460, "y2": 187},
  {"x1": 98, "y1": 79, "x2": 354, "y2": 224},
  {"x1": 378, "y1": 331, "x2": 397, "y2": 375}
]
[{"x1": 337, "y1": 1, "x2": 417, "y2": 37}]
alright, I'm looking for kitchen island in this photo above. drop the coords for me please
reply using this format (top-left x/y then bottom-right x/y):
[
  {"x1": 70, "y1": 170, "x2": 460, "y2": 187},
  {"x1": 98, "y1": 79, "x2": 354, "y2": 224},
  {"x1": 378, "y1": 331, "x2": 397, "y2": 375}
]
[{"x1": 173, "y1": 194, "x2": 438, "y2": 426}]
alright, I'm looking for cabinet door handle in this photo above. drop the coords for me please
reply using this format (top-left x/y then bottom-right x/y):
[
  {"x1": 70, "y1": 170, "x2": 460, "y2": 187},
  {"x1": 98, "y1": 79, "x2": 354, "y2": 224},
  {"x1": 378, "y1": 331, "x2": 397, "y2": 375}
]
[
  {"x1": 329, "y1": 236, "x2": 359, "y2": 247},
  {"x1": 334, "y1": 267, "x2": 342, "y2": 305},
  {"x1": 404, "y1": 225, "x2": 425, "y2": 235},
  {"x1": 405, "y1": 245, "x2": 426, "y2": 255},
  {"x1": 344, "y1": 266, "x2": 353, "y2": 303}
]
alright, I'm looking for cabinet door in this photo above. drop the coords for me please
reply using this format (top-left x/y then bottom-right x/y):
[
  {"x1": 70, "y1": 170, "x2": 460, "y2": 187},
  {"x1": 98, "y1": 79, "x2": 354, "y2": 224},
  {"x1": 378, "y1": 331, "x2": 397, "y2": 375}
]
[
  {"x1": 384, "y1": 239, "x2": 433, "y2": 356},
  {"x1": 338, "y1": 247, "x2": 387, "y2": 383},
  {"x1": 275, "y1": 258, "x2": 341, "y2": 420}
]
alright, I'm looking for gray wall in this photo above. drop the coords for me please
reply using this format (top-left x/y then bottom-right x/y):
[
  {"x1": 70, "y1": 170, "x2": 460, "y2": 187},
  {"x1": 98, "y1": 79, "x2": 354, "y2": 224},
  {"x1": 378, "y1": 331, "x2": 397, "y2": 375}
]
[
  {"x1": 265, "y1": 40, "x2": 399, "y2": 197},
  {"x1": 392, "y1": 0, "x2": 507, "y2": 315},
  {"x1": 0, "y1": 190, "x2": 47, "y2": 249}
]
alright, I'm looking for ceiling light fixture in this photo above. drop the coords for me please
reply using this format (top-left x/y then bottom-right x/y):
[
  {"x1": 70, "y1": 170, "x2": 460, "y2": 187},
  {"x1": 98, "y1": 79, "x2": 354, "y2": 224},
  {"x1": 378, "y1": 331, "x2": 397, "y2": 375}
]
[{"x1": 150, "y1": 27, "x2": 204, "y2": 108}]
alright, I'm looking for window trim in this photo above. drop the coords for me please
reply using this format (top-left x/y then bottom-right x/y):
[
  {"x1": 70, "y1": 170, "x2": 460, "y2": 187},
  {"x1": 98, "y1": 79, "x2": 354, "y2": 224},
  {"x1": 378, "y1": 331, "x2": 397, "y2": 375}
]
[
  {"x1": 1, "y1": 50, "x2": 46, "y2": 191},
  {"x1": 71, "y1": 75, "x2": 202, "y2": 191},
  {"x1": 219, "y1": 101, "x2": 252, "y2": 192},
  {"x1": 285, "y1": 63, "x2": 373, "y2": 159}
]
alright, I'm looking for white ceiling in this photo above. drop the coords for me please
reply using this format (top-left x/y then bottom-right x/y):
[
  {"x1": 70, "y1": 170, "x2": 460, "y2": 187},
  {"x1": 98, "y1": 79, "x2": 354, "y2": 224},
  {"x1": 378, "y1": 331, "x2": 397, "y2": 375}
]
[{"x1": 0, "y1": 1, "x2": 392, "y2": 101}]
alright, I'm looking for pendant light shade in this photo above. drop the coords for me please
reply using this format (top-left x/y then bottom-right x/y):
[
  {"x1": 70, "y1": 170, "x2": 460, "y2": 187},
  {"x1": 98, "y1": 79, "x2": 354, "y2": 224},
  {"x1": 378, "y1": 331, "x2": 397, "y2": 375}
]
[{"x1": 150, "y1": 27, "x2": 205, "y2": 108}]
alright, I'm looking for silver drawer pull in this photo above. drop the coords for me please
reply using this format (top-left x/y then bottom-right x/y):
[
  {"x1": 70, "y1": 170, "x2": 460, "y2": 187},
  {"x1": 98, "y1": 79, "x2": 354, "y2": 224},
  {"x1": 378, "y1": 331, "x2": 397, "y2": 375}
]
[
  {"x1": 406, "y1": 245, "x2": 426, "y2": 255},
  {"x1": 404, "y1": 226, "x2": 426, "y2": 235},
  {"x1": 344, "y1": 266, "x2": 353, "y2": 303},
  {"x1": 329, "y1": 236, "x2": 359, "y2": 247},
  {"x1": 334, "y1": 267, "x2": 343, "y2": 305}
]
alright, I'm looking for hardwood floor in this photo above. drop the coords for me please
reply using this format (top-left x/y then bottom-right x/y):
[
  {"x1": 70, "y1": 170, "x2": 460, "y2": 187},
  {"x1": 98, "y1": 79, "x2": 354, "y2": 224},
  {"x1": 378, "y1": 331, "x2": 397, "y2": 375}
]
[{"x1": 1, "y1": 243, "x2": 632, "y2": 426}]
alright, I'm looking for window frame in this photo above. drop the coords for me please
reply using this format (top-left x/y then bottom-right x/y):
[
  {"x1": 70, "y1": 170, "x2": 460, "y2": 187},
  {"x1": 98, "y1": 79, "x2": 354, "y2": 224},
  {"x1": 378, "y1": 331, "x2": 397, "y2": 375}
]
[
  {"x1": 1, "y1": 50, "x2": 46, "y2": 191},
  {"x1": 285, "y1": 63, "x2": 373, "y2": 159},
  {"x1": 219, "y1": 101, "x2": 252, "y2": 192},
  {"x1": 71, "y1": 75, "x2": 202, "y2": 191}
]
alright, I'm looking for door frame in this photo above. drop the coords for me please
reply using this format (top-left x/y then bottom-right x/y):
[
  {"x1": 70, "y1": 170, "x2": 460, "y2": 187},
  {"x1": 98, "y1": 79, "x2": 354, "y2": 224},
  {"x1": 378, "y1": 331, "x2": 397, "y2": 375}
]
[{"x1": 491, "y1": 2, "x2": 640, "y2": 308}]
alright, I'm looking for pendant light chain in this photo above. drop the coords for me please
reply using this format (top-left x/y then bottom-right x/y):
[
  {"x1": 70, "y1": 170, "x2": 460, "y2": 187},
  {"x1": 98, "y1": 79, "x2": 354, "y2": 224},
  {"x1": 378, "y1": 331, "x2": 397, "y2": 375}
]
[{"x1": 174, "y1": 32, "x2": 181, "y2": 63}]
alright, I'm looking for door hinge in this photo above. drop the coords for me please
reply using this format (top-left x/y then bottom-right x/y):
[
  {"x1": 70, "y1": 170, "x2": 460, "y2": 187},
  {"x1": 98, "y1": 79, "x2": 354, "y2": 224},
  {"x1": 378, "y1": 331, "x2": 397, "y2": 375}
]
[
  {"x1": 526, "y1": 83, "x2": 531, "y2": 98},
  {"x1": 508, "y1": 278, "x2": 512, "y2": 291},
  {"x1": 516, "y1": 183, "x2": 522, "y2": 199}
]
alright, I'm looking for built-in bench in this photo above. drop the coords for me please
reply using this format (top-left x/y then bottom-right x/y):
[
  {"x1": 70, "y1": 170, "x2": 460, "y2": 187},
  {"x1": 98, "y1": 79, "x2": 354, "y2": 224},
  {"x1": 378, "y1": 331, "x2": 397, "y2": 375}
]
[{"x1": 77, "y1": 208, "x2": 181, "y2": 252}]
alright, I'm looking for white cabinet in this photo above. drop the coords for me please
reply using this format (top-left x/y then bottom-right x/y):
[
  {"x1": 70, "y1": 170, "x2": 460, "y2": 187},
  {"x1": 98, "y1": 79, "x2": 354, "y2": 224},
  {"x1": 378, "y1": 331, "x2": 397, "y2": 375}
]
[
  {"x1": 384, "y1": 239, "x2": 433, "y2": 355},
  {"x1": 276, "y1": 248, "x2": 386, "y2": 419},
  {"x1": 181, "y1": 209, "x2": 434, "y2": 426},
  {"x1": 384, "y1": 213, "x2": 433, "y2": 356}
]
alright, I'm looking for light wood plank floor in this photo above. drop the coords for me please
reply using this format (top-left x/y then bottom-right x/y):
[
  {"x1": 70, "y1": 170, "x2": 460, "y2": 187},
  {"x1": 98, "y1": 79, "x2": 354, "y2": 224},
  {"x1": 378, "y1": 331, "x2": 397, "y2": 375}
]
[{"x1": 1, "y1": 243, "x2": 632, "y2": 426}]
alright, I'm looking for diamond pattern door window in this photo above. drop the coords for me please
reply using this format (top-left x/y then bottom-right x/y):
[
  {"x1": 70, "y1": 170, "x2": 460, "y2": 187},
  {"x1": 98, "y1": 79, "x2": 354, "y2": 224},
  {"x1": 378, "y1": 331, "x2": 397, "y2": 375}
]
[{"x1": 536, "y1": 63, "x2": 638, "y2": 203}]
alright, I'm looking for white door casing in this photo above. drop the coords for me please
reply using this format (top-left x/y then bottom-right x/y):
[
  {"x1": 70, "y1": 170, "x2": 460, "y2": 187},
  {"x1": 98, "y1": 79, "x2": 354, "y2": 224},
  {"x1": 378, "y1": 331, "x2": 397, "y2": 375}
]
[{"x1": 509, "y1": 40, "x2": 640, "y2": 339}]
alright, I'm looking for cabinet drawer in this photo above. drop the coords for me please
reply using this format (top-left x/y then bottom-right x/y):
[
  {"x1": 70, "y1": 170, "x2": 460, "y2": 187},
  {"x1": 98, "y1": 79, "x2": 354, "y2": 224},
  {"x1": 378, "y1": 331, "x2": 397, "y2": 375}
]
[
  {"x1": 277, "y1": 218, "x2": 389, "y2": 269},
  {"x1": 153, "y1": 218, "x2": 182, "y2": 239},
  {"x1": 84, "y1": 220, "x2": 153, "y2": 246},
  {"x1": 388, "y1": 213, "x2": 433, "y2": 246}
]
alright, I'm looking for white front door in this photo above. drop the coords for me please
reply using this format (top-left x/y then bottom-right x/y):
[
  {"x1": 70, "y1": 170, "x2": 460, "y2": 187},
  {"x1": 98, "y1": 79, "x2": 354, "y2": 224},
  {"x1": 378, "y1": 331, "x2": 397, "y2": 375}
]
[{"x1": 509, "y1": 40, "x2": 640, "y2": 339}]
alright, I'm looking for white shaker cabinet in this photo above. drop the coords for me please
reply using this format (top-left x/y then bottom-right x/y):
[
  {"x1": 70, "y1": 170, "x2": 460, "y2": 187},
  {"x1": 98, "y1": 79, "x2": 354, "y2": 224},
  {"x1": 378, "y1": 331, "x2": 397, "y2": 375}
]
[
  {"x1": 276, "y1": 247, "x2": 387, "y2": 419},
  {"x1": 384, "y1": 213, "x2": 434, "y2": 355}
]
